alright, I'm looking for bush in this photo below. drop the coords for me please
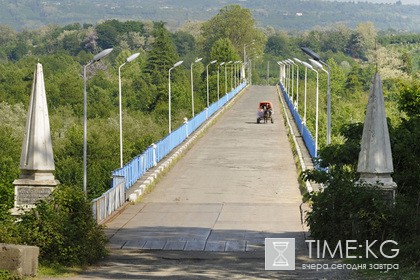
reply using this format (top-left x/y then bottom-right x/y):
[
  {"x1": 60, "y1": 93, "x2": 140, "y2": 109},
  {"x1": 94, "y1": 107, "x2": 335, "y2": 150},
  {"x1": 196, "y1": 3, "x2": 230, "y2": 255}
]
[
  {"x1": 305, "y1": 166, "x2": 419, "y2": 267},
  {"x1": 0, "y1": 270, "x2": 20, "y2": 280},
  {"x1": 17, "y1": 185, "x2": 108, "y2": 266},
  {"x1": 305, "y1": 172, "x2": 393, "y2": 244}
]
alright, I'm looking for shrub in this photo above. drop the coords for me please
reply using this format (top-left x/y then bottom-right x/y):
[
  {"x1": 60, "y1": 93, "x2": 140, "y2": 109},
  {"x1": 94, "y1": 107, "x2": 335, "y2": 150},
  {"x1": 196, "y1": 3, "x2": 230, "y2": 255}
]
[
  {"x1": 17, "y1": 185, "x2": 108, "y2": 265},
  {"x1": 305, "y1": 171, "x2": 393, "y2": 244}
]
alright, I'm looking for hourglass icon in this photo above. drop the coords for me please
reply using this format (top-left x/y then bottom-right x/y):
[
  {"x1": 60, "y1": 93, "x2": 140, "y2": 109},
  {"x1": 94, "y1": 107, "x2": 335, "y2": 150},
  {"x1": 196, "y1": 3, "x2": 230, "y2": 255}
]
[{"x1": 273, "y1": 241, "x2": 289, "y2": 266}]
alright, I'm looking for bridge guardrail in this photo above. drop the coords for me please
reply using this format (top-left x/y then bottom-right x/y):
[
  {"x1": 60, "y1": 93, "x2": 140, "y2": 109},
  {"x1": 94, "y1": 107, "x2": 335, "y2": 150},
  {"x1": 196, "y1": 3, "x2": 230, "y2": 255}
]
[
  {"x1": 92, "y1": 175, "x2": 125, "y2": 223},
  {"x1": 279, "y1": 82, "x2": 317, "y2": 159},
  {"x1": 92, "y1": 81, "x2": 246, "y2": 223}
]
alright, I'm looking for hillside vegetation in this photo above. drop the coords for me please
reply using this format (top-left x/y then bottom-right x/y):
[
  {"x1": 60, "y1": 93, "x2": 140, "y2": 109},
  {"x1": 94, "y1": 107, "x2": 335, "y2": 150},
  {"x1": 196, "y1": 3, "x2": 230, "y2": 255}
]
[
  {"x1": 0, "y1": 4, "x2": 418, "y2": 275},
  {"x1": 1, "y1": 0, "x2": 420, "y2": 32}
]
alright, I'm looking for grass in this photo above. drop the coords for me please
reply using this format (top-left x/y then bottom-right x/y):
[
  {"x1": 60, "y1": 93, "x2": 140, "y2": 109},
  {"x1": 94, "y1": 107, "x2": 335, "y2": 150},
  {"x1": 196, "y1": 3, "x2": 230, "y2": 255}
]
[{"x1": 35, "y1": 263, "x2": 85, "y2": 279}]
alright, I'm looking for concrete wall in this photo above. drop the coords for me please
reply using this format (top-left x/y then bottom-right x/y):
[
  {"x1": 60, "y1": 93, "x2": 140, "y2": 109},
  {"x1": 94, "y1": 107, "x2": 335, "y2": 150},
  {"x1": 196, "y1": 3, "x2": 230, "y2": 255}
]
[{"x1": 0, "y1": 243, "x2": 39, "y2": 277}]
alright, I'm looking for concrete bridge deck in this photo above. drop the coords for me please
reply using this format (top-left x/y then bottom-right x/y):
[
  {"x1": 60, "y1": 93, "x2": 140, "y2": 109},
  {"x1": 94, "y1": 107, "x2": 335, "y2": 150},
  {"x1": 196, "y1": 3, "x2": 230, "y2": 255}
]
[
  {"x1": 42, "y1": 86, "x2": 352, "y2": 279},
  {"x1": 106, "y1": 85, "x2": 305, "y2": 252}
]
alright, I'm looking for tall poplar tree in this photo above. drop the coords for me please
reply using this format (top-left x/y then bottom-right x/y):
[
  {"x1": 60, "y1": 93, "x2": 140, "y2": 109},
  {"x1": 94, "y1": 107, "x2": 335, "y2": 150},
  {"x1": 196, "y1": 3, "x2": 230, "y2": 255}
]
[{"x1": 144, "y1": 22, "x2": 180, "y2": 109}]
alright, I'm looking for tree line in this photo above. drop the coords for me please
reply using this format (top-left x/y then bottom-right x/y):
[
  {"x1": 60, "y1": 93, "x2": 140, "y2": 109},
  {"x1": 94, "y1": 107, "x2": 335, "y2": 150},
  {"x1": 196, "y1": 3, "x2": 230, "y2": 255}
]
[{"x1": 0, "y1": 4, "x2": 418, "y2": 273}]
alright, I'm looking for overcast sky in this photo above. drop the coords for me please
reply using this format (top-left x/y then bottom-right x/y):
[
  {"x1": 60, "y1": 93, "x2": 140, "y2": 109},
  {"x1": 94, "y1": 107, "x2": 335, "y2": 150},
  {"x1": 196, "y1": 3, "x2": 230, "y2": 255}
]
[{"x1": 330, "y1": 0, "x2": 419, "y2": 4}]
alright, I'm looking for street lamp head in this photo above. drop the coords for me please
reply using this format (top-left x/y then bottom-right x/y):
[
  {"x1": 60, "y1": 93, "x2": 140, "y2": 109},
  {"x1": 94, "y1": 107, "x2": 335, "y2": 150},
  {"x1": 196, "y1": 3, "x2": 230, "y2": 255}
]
[
  {"x1": 126, "y1": 52, "x2": 140, "y2": 63},
  {"x1": 227, "y1": 61, "x2": 232, "y2": 64},
  {"x1": 93, "y1": 48, "x2": 113, "y2": 62},
  {"x1": 301, "y1": 47, "x2": 321, "y2": 61},
  {"x1": 309, "y1": 58, "x2": 324, "y2": 70},
  {"x1": 210, "y1": 60, "x2": 217, "y2": 64},
  {"x1": 194, "y1": 57, "x2": 203, "y2": 63},
  {"x1": 277, "y1": 61, "x2": 283, "y2": 65},
  {"x1": 173, "y1": 60, "x2": 184, "y2": 68},
  {"x1": 294, "y1": 58, "x2": 303, "y2": 64},
  {"x1": 301, "y1": 61, "x2": 314, "y2": 69},
  {"x1": 287, "y1": 59, "x2": 296, "y2": 65}
]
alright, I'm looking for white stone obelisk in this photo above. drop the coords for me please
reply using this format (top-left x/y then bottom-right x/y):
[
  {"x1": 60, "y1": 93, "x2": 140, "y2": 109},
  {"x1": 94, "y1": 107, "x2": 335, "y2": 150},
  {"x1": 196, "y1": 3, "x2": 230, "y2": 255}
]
[
  {"x1": 13, "y1": 63, "x2": 59, "y2": 208},
  {"x1": 357, "y1": 72, "x2": 396, "y2": 200}
]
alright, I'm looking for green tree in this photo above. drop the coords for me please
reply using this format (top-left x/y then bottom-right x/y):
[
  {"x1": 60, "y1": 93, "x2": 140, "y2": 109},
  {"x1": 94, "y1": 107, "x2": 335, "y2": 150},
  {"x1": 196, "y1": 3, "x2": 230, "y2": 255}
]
[
  {"x1": 210, "y1": 38, "x2": 240, "y2": 93},
  {"x1": 144, "y1": 22, "x2": 180, "y2": 110},
  {"x1": 401, "y1": 52, "x2": 413, "y2": 74},
  {"x1": 391, "y1": 81, "x2": 420, "y2": 197},
  {"x1": 320, "y1": 26, "x2": 351, "y2": 53},
  {"x1": 172, "y1": 31, "x2": 196, "y2": 57},
  {"x1": 346, "y1": 32, "x2": 365, "y2": 59},
  {"x1": 201, "y1": 5, "x2": 266, "y2": 60},
  {"x1": 96, "y1": 20, "x2": 120, "y2": 49},
  {"x1": 265, "y1": 33, "x2": 291, "y2": 57}
]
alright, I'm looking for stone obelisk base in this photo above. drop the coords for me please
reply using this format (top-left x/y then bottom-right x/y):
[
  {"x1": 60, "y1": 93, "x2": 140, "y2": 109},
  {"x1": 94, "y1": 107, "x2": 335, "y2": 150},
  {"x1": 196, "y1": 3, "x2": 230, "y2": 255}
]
[
  {"x1": 11, "y1": 178, "x2": 59, "y2": 215},
  {"x1": 358, "y1": 173, "x2": 397, "y2": 203}
]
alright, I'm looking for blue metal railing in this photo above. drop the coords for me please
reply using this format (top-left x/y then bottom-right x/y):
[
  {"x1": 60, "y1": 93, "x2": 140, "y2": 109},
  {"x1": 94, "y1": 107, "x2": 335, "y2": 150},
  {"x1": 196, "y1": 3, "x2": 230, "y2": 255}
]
[
  {"x1": 92, "y1": 81, "x2": 246, "y2": 223},
  {"x1": 279, "y1": 82, "x2": 317, "y2": 159}
]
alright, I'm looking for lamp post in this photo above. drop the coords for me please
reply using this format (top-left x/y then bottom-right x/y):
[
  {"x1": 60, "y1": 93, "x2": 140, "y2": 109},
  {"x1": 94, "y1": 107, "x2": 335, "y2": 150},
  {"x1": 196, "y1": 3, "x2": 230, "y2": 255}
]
[
  {"x1": 83, "y1": 48, "x2": 113, "y2": 195},
  {"x1": 288, "y1": 59, "x2": 296, "y2": 102},
  {"x1": 244, "y1": 41, "x2": 255, "y2": 83},
  {"x1": 293, "y1": 58, "x2": 301, "y2": 111},
  {"x1": 243, "y1": 41, "x2": 255, "y2": 64},
  {"x1": 283, "y1": 60, "x2": 290, "y2": 94},
  {"x1": 314, "y1": 66, "x2": 319, "y2": 158},
  {"x1": 225, "y1": 61, "x2": 232, "y2": 93},
  {"x1": 241, "y1": 61, "x2": 247, "y2": 84},
  {"x1": 218, "y1": 62, "x2": 224, "y2": 101},
  {"x1": 168, "y1": 60, "x2": 183, "y2": 133},
  {"x1": 309, "y1": 58, "x2": 329, "y2": 147},
  {"x1": 234, "y1": 61, "x2": 241, "y2": 87},
  {"x1": 206, "y1": 60, "x2": 217, "y2": 107},
  {"x1": 305, "y1": 62, "x2": 319, "y2": 158},
  {"x1": 302, "y1": 47, "x2": 331, "y2": 145},
  {"x1": 190, "y1": 57, "x2": 203, "y2": 118},
  {"x1": 300, "y1": 61, "x2": 312, "y2": 125},
  {"x1": 230, "y1": 62, "x2": 234, "y2": 90},
  {"x1": 277, "y1": 61, "x2": 281, "y2": 83},
  {"x1": 248, "y1": 59, "x2": 252, "y2": 85},
  {"x1": 118, "y1": 52, "x2": 140, "y2": 168}
]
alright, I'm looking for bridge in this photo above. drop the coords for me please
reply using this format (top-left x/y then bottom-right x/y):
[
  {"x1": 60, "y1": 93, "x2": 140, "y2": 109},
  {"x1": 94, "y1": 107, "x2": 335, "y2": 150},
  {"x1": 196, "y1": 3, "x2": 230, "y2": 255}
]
[
  {"x1": 106, "y1": 85, "x2": 305, "y2": 252},
  {"x1": 47, "y1": 84, "x2": 351, "y2": 279}
]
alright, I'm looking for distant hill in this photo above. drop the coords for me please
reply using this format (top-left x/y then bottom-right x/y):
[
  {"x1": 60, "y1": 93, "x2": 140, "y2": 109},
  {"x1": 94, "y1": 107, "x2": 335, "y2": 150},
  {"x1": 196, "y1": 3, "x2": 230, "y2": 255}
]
[
  {"x1": 329, "y1": 0, "x2": 418, "y2": 4},
  {"x1": 1, "y1": 0, "x2": 419, "y2": 32}
]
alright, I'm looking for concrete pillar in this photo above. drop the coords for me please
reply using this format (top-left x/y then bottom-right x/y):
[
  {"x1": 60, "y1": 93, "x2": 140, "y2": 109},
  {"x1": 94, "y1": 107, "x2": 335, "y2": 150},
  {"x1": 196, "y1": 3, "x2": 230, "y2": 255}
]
[
  {"x1": 184, "y1": 117, "x2": 189, "y2": 138},
  {"x1": 152, "y1": 143, "x2": 157, "y2": 167},
  {"x1": 13, "y1": 63, "x2": 59, "y2": 210},
  {"x1": 357, "y1": 72, "x2": 397, "y2": 200},
  {"x1": 0, "y1": 243, "x2": 39, "y2": 277}
]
